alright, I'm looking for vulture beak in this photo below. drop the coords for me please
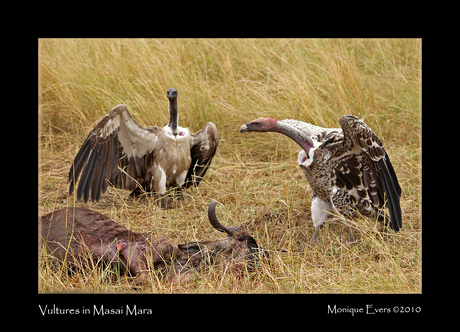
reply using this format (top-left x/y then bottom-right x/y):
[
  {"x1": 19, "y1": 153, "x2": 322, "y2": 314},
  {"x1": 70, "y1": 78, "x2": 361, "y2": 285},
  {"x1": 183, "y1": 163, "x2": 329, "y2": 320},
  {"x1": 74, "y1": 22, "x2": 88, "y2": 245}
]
[{"x1": 239, "y1": 123, "x2": 250, "y2": 133}]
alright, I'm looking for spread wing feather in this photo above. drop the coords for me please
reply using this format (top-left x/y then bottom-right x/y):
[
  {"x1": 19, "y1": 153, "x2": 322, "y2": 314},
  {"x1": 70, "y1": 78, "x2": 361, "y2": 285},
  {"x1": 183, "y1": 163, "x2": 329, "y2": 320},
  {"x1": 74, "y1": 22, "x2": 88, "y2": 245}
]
[
  {"x1": 376, "y1": 151, "x2": 402, "y2": 230},
  {"x1": 68, "y1": 104, "x2": 159, "y2": 203},
  {"x1": 334, "y1": 115, "x2": 402, "y2": 231},
  {"x1": 184, "y1": 122, "x2": 219, "y2": 188}
]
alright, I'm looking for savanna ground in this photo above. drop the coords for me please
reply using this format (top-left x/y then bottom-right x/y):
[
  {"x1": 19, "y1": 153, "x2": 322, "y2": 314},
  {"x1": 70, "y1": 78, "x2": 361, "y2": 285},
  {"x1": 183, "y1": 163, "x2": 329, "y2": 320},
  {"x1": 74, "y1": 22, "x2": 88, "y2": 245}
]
[{"x1": 39, "y1": 39, "x2": 421, "y2": 293}]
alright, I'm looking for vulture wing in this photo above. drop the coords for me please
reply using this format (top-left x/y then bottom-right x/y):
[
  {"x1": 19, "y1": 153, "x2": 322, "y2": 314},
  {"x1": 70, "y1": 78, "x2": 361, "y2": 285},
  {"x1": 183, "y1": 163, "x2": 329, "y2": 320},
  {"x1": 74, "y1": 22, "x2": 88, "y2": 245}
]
[
  {"x1": 334, "y1": 115, "x2": 402, "y2": 231},
  {"x1": 68, "y1": 104, "x2": 160, "y2": 203},
  {"x1": 184, "y1": 122, "x2": 219, "y2": 188}
]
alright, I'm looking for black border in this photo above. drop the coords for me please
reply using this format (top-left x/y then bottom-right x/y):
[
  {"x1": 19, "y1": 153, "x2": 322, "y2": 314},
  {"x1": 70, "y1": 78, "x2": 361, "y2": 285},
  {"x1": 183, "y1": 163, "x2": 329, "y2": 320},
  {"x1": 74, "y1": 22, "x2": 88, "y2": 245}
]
[{"x1": 34, "y1": 35, "x2": 427, "y2": 322}]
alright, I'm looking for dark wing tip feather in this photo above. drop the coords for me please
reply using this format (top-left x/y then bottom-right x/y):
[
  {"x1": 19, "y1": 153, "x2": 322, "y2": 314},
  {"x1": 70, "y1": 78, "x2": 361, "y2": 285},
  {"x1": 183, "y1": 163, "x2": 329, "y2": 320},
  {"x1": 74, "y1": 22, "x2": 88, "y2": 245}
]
[
  {"x1": 338, "y1": 115, "x2": 402, "y2": 231},
  {"x1": 378, "y1": 156, "x2": 402, "y2": 231},
  {"x1": 68, "y1": 105, "x2": 157, "y2": 203},
  {"x1": 78, "y1": 147, "x2": 101, "y2": 203},
  {"x1": 383, "y1": 151, "x2": 402, "y2": 198},
  {"x1": 185, "y1": 122, "x2": 219, "y2": 188},
  {"x1": 68, "y1": 133, "x2": 95, "y2": 195}
]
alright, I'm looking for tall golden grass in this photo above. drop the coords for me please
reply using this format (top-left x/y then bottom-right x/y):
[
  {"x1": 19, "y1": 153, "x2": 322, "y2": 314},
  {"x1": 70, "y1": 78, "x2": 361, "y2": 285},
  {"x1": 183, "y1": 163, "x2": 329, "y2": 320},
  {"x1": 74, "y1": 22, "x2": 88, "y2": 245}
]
[{"x1": 39, "y1": 38, "x2": 421, "y2": 293}]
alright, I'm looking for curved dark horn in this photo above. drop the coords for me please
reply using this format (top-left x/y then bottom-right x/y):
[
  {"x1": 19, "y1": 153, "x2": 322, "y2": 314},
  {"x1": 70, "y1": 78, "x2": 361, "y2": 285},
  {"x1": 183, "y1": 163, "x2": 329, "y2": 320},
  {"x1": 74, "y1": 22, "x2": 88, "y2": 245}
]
[{"x1": 208, "y1": 200, "x2": 233, "y2": 236}]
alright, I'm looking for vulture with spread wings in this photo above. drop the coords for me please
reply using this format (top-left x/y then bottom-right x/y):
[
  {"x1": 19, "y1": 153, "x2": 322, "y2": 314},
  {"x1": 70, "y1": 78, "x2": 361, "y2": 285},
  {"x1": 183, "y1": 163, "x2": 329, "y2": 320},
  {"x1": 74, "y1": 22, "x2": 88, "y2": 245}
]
[
  {"x1": 68, "y1": 88, "x2": 219, "y2": 208},
  {"x1": 240, "y1": 115, "x2": 401, "y2": 243}
]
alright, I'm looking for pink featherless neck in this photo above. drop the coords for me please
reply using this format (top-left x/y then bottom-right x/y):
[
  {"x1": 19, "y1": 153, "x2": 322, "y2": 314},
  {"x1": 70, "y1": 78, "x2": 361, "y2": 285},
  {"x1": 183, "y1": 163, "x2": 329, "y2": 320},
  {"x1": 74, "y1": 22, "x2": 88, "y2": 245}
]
[{"x1": 273, "y1": 120, "x2": 315, "y2": 153}]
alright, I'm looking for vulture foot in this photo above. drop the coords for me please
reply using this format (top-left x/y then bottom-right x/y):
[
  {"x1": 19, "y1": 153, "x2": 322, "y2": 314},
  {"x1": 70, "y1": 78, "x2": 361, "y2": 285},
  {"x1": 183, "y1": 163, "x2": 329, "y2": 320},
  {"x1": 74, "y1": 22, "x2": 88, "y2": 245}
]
[{"x1": 129, "y1": 187, "x2": 151, "y2": 197}]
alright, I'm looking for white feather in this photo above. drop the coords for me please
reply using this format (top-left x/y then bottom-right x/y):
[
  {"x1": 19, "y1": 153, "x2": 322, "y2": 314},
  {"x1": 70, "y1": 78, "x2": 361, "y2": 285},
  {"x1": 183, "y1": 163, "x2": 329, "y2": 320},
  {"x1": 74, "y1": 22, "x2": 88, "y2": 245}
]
[{"x1": 311, "y1": 197, "x2": 338, "y2": 228}]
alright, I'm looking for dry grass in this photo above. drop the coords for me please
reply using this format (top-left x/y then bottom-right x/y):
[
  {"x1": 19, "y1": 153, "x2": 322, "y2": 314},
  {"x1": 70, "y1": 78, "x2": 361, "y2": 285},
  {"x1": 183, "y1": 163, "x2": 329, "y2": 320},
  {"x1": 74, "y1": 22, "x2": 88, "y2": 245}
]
[{"x1": 39, "y1": 38, "x2": 421, "y2": 293}]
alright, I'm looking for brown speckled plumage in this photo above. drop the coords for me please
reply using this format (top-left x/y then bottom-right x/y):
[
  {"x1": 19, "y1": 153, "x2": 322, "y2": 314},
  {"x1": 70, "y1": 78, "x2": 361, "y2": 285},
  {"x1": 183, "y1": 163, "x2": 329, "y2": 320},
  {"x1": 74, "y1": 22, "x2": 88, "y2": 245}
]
[{"x1": 241, "y1": 115, "x2": 402, "y2": 237}]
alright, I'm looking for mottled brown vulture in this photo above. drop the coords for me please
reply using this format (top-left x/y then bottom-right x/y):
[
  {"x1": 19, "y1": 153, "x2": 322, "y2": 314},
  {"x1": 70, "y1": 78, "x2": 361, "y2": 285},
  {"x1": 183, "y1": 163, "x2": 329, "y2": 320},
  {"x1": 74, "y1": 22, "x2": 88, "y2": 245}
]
[{"x1": 240, "y1": 115, "x2": 401, "y2": 243}]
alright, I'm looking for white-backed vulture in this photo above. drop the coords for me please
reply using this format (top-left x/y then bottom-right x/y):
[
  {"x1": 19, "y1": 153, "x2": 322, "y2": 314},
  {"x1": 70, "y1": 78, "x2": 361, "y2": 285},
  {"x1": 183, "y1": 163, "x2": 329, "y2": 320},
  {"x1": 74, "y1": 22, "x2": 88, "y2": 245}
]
[
  {"x1": 240, "y1": 115, "x2": 402, "y2": 243},
  {"x1": 68, "y1": 88, "x2": 219, "y2": 208}
]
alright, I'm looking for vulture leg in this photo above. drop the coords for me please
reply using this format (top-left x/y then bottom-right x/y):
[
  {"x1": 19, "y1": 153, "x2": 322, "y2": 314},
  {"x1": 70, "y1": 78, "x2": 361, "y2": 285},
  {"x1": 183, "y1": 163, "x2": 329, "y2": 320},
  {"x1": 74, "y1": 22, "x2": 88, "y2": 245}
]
[
  {"x1": 160, "y1": 194, "x2": 167, "y2": 209},
  {"x1": 176, "y1": 187, "x2": 184, "y2": 201},
  {"x1": 309, "y1": 219, "x2": 355, "y2": 245},
  {"x1": 310, "y1": 229, "x2": 319, "y2": 245},
  {"x1": 160, "y1": 194, "x2": 173, "y2": 210},
  {"x1": 152, "y1": 167, "x2": 171, "y2": 210},
  {"x1": 310, "y1": 225, "x2": 322, "y2": 245},
  {"x1": 348, "y1": 226, "x2": 355, "y2": 245},
  {"x1": 174, "y1": 170, "x2": 187, "y2": 201}
]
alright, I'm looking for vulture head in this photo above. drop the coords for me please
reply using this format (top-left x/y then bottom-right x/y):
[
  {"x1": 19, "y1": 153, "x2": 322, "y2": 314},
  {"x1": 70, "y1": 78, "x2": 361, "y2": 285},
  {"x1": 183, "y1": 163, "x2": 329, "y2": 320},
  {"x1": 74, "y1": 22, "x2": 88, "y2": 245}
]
[
  {"x1": 239, "y1": 117, "x2": 278, "y2": 133},
  {"x1": 167, "y1": 88, "x2": 178, "y2": 101}
]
